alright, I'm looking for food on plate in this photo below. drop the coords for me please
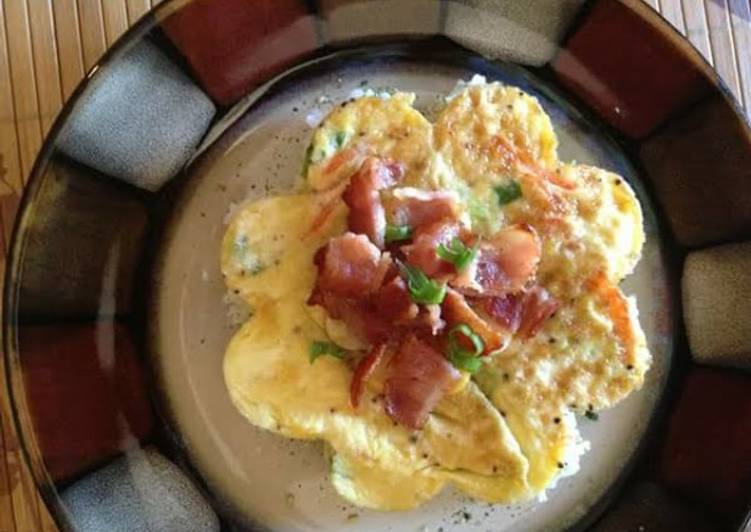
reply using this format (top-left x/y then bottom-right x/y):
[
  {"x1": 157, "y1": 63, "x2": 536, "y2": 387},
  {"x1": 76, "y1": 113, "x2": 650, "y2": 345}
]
[{"x1": 221, "y1": 79, "x2": 650, "y2": 509}]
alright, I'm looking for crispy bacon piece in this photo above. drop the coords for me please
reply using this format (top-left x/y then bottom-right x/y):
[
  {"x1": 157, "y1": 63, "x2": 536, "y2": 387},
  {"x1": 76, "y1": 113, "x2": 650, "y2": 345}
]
[
  {"x1": 480, "y1": 293, "x2": 524, "y2": 333},
  {"x1": 372, "y1": 276, "x2": 419, "y2": 323},
  {"x1": 309, "y1": 290, "x2": 392, "y2": 345},
  {"x1": 401, "y1": 222, "x2": 461, "y2": 278},
  {"x1": 517, "y1": 286, "x2": 559, "y2": 338},
  {"x1": 317, "y1": 233, "x2": 391, "y2": 297},
  {"x1": 476, "y1": 286, "x2": 558, "y2": 339},
  {"x1": 350, "y1": 343, "x2": 388, "y2": 408},
  {"x1": 384, "y1": 335, "x2": 460, "y2": 430},
  {"x1": 342, "y1": 157, "x2": 404, "y2": 248},
  {"x1": 387, "y1": 187, "x2": 460, "y2": 227},
  {"x1": 441, "y1": 289, "x2": 509, "y2": 354},
  {"x1": 471, "y1": 224, "x2": 541, "y2": 296}
]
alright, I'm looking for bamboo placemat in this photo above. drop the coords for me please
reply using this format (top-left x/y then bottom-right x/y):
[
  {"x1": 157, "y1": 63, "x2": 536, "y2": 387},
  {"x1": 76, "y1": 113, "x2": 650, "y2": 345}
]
[{"x1": 0, "y1": 1, "x2": 748, "y2": 530}]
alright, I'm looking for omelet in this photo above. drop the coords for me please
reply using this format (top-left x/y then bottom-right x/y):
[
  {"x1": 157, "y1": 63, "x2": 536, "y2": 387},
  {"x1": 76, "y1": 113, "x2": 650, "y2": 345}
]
[
  {"x1": 221, "y1": 80, "x2": 651, "y2": 510},
  {"x1": 305, "y1": 92, "x2": 433, "y2": 191}
]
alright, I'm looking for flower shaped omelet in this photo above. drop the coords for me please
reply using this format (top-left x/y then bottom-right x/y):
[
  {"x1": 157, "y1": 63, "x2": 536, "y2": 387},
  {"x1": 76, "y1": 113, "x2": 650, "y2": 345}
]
[{"x1": 221, "y1": 83, "x2": 649, "y2": 509}]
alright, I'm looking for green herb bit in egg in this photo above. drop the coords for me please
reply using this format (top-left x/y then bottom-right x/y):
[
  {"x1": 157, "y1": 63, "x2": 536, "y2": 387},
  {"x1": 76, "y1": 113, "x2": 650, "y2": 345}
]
[
  {"x1": 233, "y1": 234, "x2": 264, "y2": 275},
  {"x1": 494, "y1": 180, "x2": 522, "y2": 205},
  {"x1": 309, "y1": 341, "x2": 347, "y2": 363},
  {"x1": 334, "y1": 131, "x2": 347, "y2": 148}
]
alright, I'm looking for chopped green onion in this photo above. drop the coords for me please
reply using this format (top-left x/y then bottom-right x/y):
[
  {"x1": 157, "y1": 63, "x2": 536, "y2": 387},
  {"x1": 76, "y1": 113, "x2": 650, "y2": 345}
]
[
  {"x1": 385, "y1": 224, "x2": 413, "y2": 244},
  {"x1": 448, "y1": 351, "x2": 483, "y2": 373},
  {"x1": 436, "y1": 238, "x2": 478, "y2": 271},
  {"x1": 334, "y1": 131, "x2": 347, "y2": 148},
  {"x1": 309, "y1": 341, "x2": 347, "y2": 363},
  {"x1": 494, "y1": 180, "x2": 522, "y2": 205},
  {"x1": 448, "y1": 324, "x2": 485, "y2": 357},
  {"x1": 396, "y1": 260, "x2": 446, "y2": 305},
  {"x1": 446, "y1": 323, "x2": 484, "y2": 374}
]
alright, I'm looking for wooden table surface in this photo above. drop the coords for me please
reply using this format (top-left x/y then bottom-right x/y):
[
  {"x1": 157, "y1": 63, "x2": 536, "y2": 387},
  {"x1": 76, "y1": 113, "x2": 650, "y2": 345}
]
[{"x1": 0, "y1": 1, "x2": 748, "y2": 530}]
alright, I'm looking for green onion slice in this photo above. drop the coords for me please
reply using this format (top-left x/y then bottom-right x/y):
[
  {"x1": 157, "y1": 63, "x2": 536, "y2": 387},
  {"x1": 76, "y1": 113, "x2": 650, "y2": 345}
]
[
  {"x1": 494, "y1": 180, "x2": 522, "y2": 205},
  {"x1": 396, "y1": 260, "x2": 446, "y2": 305},
  {"x1": 448, "y1": 324, "x2": 485, "y2": 357},
  {"x1": 446, "y1": 323, "x2": 485, "y2": 374},
  {"x1": 448, "y1": 351, "x2": 483, "y2": 374},
  {"x1": 385, "y1": 224, "x2": 413, "y2": 244},
  {"x1": 334, "y1": 131, "x2": 347, "y2": 148},
  {"x1": 436, "y1": 237, "x2": 478, "y2": 271},
  {"x1": 309, "y1": 341, "x2": 347, "y2": 363}
]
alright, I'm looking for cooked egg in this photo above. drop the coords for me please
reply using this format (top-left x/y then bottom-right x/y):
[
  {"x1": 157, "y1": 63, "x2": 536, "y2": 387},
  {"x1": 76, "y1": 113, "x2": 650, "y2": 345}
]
[
  {"x1": 305, "y1": 92, "x2": 434, "y2": 191},
  {"x1": 475, "y1": 282, "x2": 649, "y2": 492},
  {"x1": 220, "y1": 192, "x2": 346, "y2": 307},
  {"x1": 434, "y1": 83, "x2": 558, "y2": 187},
  {"x1": 222, "y1": 79, "x2": 651, "y2": 510}
]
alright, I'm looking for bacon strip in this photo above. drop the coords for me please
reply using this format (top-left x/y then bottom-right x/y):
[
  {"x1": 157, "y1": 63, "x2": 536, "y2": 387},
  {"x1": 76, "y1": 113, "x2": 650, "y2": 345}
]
[
  {"x1": 442, "y1": 289, "x2": 509, "y2": 354},
  {"x1": 384, "y1": 335, "x2": 460, "y2": 430},
  {"x1": 309, "y1": 291, "x2": 392, "y2": 345},
  {"x1": 401, "y1": 222, "x2": 461, "y2": 279},
  {"x1": 372, "y1": 276, "x2": 419, "y2": 323},
  {"x1": 318, "y1": 233, "x2": 390, "y2": 297},
  {"x1": 517, "y1": 286, "x2": 559, "y2": 338},
  {"x1": 477, "y1": 286, "x2": 558, "y2": 340},
  {"x1": 386, "y1": 187, "x2": 460, "y2": 228},
  {"x1": 350, "y1": 343, "x2": 388, "y2": 408},
  {"x1": 480, "y1": 293, "x2": 524, "y2": 333},
  {"x1": 342, "y1": 157, "x2": 404, "y2": 248},
  {"x1": 470, "y1": 224, "x2": 541, "y2": 296}
]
